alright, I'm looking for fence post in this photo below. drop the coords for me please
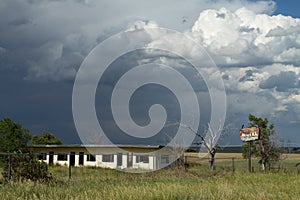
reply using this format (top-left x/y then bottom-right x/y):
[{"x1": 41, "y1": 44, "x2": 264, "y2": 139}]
[
  {"x1": 8, "y1": 153, "x2": 12, "y2": 180},
  {"x1": 68, "y1": 154, "x2": 72, "y2": 179},
  {"x1": 184, "y1": 156, "x2": 187, "y2": 171},
  {"x1": 232, "y1": 158, "x2": 235, "y2": 173}
]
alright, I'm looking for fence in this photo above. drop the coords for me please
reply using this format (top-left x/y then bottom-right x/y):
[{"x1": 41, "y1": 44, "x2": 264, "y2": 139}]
[
  {"x1": 184, "y1": 154, "x2": 300, "y2": 173},
  {"x1": 184, "y1": 156, "x2": 237, "y2": 172},
  {"x1": 1, "y1": 152, "x2": 300, "y2": 182}
]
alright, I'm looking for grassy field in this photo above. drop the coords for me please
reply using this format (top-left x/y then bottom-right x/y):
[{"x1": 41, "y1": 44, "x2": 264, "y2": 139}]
[
  {"x1": 0, "y1": 153, "x2": 299, "y2": 200},
  {"x1": 185, "y1": 152, "x2": 300, "y2": 159}
]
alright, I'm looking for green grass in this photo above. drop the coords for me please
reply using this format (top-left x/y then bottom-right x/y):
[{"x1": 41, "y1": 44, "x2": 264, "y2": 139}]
[
  {"x1": 1, "y1": 154, "x2": 299, "y2": 200},
  {"x1": 1, "y1": 164, "x2": 300, "y2": 200}
]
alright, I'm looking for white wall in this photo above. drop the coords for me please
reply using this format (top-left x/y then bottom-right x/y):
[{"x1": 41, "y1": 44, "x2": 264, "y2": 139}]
[
  {"x1": 132, "y1": 155, "x2": 153, "y2": 170},
  {"x1": 34, "y1": 146, "x2": 175, "y2": 170}
]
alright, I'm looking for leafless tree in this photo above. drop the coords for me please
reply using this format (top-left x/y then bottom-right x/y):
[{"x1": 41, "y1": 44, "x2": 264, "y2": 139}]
[{"x1": 181, "y1": 122, "x2": 229, "y2": 171}]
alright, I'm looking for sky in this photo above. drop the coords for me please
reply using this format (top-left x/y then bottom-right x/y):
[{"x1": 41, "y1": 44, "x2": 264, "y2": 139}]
[{"x1": 0, "y1": 0, "x2": 300, "y2": 147}]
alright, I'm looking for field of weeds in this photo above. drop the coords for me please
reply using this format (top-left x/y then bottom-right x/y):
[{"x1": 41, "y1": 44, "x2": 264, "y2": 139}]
[{"x1": 0, "y1": 153, "x2": 299, "y2": 200}]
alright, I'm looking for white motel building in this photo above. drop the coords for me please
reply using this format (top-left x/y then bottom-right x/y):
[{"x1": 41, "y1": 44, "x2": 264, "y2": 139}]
[{"x1": 27, "y1": 145, "x2": 176, "y2": 171}]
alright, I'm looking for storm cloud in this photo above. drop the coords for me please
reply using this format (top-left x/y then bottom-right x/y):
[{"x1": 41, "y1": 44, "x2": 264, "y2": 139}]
[{"x1": 0, "y1": 0, "x2": 300, "y2": 146}]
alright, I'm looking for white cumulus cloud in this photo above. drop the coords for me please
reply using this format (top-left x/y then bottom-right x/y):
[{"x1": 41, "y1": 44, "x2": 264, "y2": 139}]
[{"x1": 190, "y1": 7, "x2": 300, "y2": 67}]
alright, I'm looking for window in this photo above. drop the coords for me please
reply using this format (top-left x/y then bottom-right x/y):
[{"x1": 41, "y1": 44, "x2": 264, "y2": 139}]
[
  {"x1": 57, "y1": 154, "x2": 68, "y2": 161},
  {"x1": 136, "y1": 155, "x2": 149, "y2": 163},
  {"x1": 37, "y1": 153, "x2": 46, "y2": 160},
  {"x1": 102, "y1": 154, "x2": 114, "y2": 162},
  {"x1": 87, "y1": 154, "x2": 96, "y2": 162},
  {"x1": 161, "y1": 155, "x2": 169, "y2": 164}
]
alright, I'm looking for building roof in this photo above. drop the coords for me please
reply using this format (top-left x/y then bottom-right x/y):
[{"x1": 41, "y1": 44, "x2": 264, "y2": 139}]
[{"x1": 27, "y1": 144, "x2": 162, "y2": 149}]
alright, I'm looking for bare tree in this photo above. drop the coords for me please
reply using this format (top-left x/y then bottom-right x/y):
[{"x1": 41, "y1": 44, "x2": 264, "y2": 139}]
[{"x1": 181, "y1": 122, "x2": 227, "y2": 171}]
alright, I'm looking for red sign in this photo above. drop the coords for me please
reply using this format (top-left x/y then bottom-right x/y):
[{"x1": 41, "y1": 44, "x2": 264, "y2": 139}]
[{"x1": 239, "y1": 127, "x2": 260, "y2": 142}]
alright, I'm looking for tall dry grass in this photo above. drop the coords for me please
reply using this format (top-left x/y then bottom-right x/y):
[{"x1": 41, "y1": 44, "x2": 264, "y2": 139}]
[{"x1": 1, "y1": 161, "x2": 299, "y2": 200}]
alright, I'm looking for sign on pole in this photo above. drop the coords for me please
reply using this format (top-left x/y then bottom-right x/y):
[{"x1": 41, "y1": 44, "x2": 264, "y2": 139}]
[
  {"x1": 239, "y1": 127, "x2": 260, "y2": 142},
  {"x1": 239, "y1": 126, "x2": 260, "y2": 173}
]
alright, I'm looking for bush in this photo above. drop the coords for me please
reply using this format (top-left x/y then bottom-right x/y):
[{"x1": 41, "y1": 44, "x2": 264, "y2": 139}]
[{"x1": 1, "y1": 153, "x2": 51, "y2": 182}]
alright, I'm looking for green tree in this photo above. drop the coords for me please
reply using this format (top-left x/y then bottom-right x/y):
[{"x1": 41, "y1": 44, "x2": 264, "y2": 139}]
[
  {"x1": 242, "y1": 114, "x2": 281, "y2": 171},
  {"x1": 32, "y1": 131, "x2": 62, "y2": 145},
  {"x1": 0, "y1": 117, "x2": 31, "y2": 152}
]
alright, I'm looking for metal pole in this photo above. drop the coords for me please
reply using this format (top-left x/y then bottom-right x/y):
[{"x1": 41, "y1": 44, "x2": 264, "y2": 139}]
[
  {"x1": 248, "y1": 142, "x2": 251, "y2": 173},
  {"x1": 68, "y1": 154, "x2": 71, "y2": 179}
]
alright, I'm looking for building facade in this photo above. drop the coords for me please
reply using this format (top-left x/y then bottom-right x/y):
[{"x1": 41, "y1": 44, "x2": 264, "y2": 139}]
[{"x1": 27, "y1": 145, "x2": 175, "y2": 171}]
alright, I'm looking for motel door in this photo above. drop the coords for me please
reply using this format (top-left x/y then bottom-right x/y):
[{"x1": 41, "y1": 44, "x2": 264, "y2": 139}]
[
  {"x1": 127, "y1": 153, "x2": 133, "y2": 168},
  {"x1": 49, "y1": 151, "x2": 54, "y2": 165},
  {"x1": 117, "y1": 153, "x2": 122, "y2": 166},
  {"x1": 70, "y1": 152, "x2": 75, "y2": 166},
  {"x1": 79, "y1": 152, "x2": 84, "y2": 165}
]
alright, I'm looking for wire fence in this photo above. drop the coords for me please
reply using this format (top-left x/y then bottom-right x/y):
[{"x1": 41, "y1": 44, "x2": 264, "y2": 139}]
[
  {"x1": 1, "y1": 152, "x2": 300, "y2": 182},
  {"x1": 184, "y1": 155, "x2": 300, "y2": 173}
]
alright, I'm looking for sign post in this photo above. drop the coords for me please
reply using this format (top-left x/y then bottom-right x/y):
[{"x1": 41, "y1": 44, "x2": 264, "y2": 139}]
[
  {"x1": 248, "y1": 142, "x2": 251, "y2": 173},
  {"x1": 239, "y1": 126, "x2": 260, "y2": 173}
]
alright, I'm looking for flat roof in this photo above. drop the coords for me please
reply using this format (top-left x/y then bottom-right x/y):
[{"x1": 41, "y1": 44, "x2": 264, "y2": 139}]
[{"x1": 28, "y1": 144, "x2": 162, "y2": 149}]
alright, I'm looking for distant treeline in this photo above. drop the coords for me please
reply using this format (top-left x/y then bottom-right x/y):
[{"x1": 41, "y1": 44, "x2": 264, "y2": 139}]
[{"x1": 186, "y1": 146, "x2": 300, "y2": 154}]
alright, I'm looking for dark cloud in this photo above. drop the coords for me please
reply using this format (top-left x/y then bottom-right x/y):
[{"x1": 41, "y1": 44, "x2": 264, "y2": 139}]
[
  {"x1": 239, "y1": 69, "x2": 256, "y2": 82},
  {"x1": 239, "y1": 26, "x2": 257, "y2": 33},
  {"x1": 8, "y1": 18, "x2": 31, "y2": 26},
  {"x1": 94, "y1": 49, "x2": 211, "y2": 145},
  {"x1": 216, "y1": 13, "x2": 226, "y2": 19},
  {"x1": 1, "y1": 0, "x2": 300, "y2": 146},
  {"x1": 0, "y1": 67, "x2": 80, "y2": 143},
  {"x1": 259, "y1": 71, "x2": 300, "y2": 92},
  {"x1": 222, "y1": 74, "x2": 229, "y2": 80}
]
